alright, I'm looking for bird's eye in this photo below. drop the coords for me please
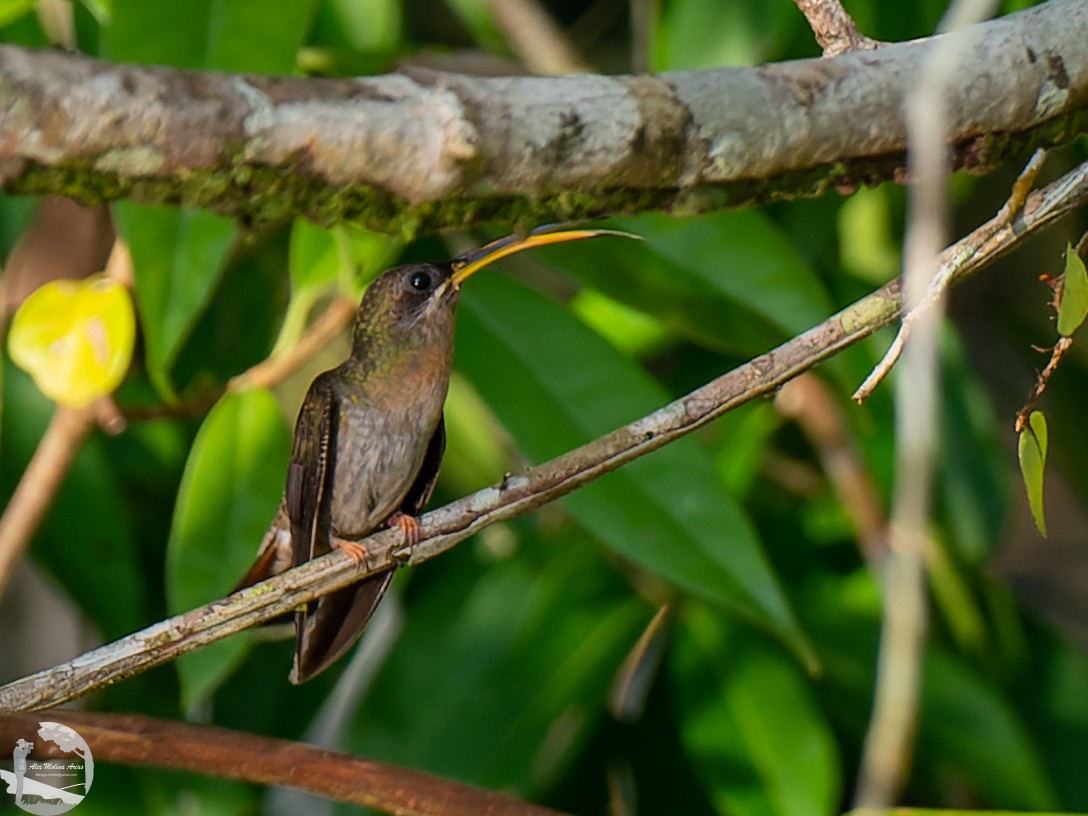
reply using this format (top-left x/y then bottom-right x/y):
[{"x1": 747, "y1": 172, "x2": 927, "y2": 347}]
[{"x1": 408, "y1": 270, "x2": 432, "y2": 292}]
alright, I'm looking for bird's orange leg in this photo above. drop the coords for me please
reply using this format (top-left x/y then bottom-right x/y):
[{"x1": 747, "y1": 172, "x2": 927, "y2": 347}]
[
  {"x1": 386, "y1": 512, "x2": 420, "y2": 565},
  {"x1": 331, "y1": 535, "x2": 370, "y2": 568}
]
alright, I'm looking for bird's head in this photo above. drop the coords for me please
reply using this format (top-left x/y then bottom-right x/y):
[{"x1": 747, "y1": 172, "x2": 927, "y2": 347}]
[{"x1": 349, "y1": 224, "x2": 633, "y2": 358}]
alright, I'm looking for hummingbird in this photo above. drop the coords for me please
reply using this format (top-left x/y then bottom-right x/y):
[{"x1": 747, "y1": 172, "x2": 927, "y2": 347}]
[{"x1": 237, "y1": 224, "x2": 624, "y2": 683}]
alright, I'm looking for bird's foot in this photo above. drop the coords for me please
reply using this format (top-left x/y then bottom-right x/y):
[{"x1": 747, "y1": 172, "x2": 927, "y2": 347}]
[
  {"x1": 386, "y1": 512, "x2": 420, "y2": 565},
  {"x1": 331, "y1": 535, "x2": 370, "y2": 569}
]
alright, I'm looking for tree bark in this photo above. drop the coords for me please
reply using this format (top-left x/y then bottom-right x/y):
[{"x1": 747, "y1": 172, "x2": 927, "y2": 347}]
[{"x1": 0, "y1": 0, "x2": 1084, "y2": 232}]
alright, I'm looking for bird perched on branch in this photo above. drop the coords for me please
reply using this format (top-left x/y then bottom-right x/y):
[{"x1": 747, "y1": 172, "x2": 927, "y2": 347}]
[{"x1": 237, "y1": 224, "x2": 625, "y2": 683}]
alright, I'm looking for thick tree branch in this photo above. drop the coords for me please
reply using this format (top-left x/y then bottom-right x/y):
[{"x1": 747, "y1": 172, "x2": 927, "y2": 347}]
[
  {"x1": 0, "y1": 710, "x2": 568, "y2": 816},
  {"x1": 2, "y1": 157, "x2": 1085, "y2": 713},
  {"x1": 0, "y1": 0, "x2": 1085, "y2": 232}
]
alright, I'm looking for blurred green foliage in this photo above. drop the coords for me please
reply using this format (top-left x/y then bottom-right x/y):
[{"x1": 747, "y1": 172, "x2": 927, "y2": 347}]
[{"x1": 2, "y1": 1, "x2": 1087, "y2": 815}]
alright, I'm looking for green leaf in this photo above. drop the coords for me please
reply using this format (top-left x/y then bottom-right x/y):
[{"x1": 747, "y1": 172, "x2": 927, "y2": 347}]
[
  {"x1": 840, "y1": 810, "x2": 1079, "y2": 815},
  {"x1": 310, "y1": 0, "x2": 401, "y2": 52},
  {"x1": 169, "y1": 225, "x2": 291, "y2": 390},
  {"x1": 673, "y1": 608, "x2": 840, "y2": 816},
  {"x1": 920, "y1": 650, "x2": 1060, "y2": 810},
  {"x1": 351, "y1": 533, "x2": 647, "y2": 793},
  {"x1": 166, "y1": 389, "x2": 290, "y2": 710},
  {"x1": 116, "y1": 203, "x2": 236, "y2": 399},
  {"x1": 1018, "y1": 410, "x2": 1048, "y2": 538},
  {"x1": 289, "y1": 219, "x2": 343, "y2": 293},
  {"x1": 0, "y1": 0, "x2": 35, "y2": 29},
  {"x1": 457, "y1": 273, "x2": 813, "y2": 667},
  {"x1": 539, "y1": 212, "x2": 833, "y2": 357},
  {"x1": 102, "y1": 0, "x2": 317, "y2": 73},
  {"x1": 937, "y1": 337, "x2": 1009, "y2": 562},
  {"x1": 1057, "y1": 244, "x2": 1088, "y2": 337},
  {"x1": 275, "y1": 220, "x2": 398, "y2": 357}
]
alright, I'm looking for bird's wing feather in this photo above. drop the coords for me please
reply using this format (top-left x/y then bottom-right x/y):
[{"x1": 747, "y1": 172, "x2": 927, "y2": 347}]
[
  {"x1": 291, "y1": 416, "x2": 447, "y2": 684},
  {"x1": 286, "y1": 374, "x2": 336, "y2": 568}
]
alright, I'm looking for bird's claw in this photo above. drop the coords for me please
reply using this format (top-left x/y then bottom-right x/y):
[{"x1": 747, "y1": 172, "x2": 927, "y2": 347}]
[
  {"x1": 387, "y1": 512, "x2": 420, "y2": 565},
  {"x1": 331, "y1": 535, "x2": 370, "y2": 570}
]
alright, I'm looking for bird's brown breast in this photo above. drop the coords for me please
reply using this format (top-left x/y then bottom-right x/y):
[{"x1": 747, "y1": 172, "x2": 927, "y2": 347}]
[{"x1": 326, "y1": 349, "x2": 449, "y2": 537}]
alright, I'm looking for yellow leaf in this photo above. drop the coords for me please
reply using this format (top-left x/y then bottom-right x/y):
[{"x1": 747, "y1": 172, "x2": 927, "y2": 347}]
[{"x1": 9, "y1": 275, "x2": 136, "y2": 408}]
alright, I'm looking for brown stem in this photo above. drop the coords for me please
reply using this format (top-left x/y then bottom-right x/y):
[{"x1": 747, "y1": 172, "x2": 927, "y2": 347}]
[
  {"x1": 228, "y1": 295, "x2": 356, "y2": 392},
  {"x1": 0, "y1": 405, "x2": 95, "y2": 598},
  {"x1": 0, "y1": 710, "x2": 568, "y2": 816},
  {"x1": 486, "y1": 0, "x2": 588, "y2": 74}
]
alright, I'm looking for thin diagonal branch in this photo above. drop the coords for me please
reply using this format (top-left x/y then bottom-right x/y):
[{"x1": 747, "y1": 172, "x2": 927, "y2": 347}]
[
  {"x1": 854, "y1": 147, "x2": 1050, "y2": 402},
  {"x1": 2, "y1": 156, "x2": 1085, "y2": 713},
  {"x1": 0, "y1": 405, "x2": 95, "y2": 597}
]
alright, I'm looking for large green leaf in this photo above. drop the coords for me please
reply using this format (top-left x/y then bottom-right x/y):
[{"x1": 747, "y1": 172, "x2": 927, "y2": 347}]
[
  {"x1": 102, "y1": 0, "x2": 316, "y2": 73},
  {"x1": 116, "y1": 203, "x2": 236, "y2": 400},
  {"x1": 351, "y1": 529, "x2": 647, "y2": 793},
  {"x1": 457, "y1": 272, "x2": 812, "y2": 666},
  {"x1": 0, "y1": 0, "x2": 34, "y2": 31},
  {"x1": 166, "y1": 388, "x2": 290, "y2": 710},
  {"x1": 803, "y1": 576, "x2": 1060, "y2": 811},
  {"x1": 672, "y1": 607, "x2": 840, "y2": 816},
  {"x1": 921, "y1": 649, "x2": 1060, "y2": 810}
]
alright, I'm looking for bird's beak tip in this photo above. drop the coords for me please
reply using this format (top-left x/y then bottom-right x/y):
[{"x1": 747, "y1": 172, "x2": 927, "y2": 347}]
[{"x1": 449, "y1": 224, "x2": 638, "y2": 288}]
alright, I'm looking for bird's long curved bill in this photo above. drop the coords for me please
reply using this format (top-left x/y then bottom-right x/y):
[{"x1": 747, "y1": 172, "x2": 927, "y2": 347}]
[{"x1": 449, "y1": 223, "x2": 639, "y2": 288}]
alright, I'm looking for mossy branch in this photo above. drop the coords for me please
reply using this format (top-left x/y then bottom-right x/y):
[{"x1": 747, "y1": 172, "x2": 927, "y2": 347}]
[{"x1": 0, "y1": 0, "x2": 1086, "y2": 233}]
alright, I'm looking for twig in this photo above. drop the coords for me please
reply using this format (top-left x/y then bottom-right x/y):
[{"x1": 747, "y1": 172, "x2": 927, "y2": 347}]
[
  {"x1": 0, "y1": 406, "x2": 95, "y2": 599},
  {"x1": 854, "y1": 148, "x2": 1049, "y2": 402},
  {"x1": 1014, "y1": 234, "x2": 1088, "y2": 432},
  {"x1": 0, "y1": 710, "x2": 568, "y2": 816},
  {"x1": 1015, "y1": 336, "x2": 1074, "y2": 433},
  {"x1": 486, "y1": 0, "x2": 589, "y2": 74},
  {"x1": 123, "y1": 294, "x2": 358, "y2": 423},
  {"x1": 854, "y1": 0, "x2": 999, "y2": 808},
  {"x1": 228, "y1": 295, "x2": 356, "y2": 392},
  {"x1": 3, "y1": 155, "x2": 1086, "y2": 713},
  {"x1": 793, "y1": 0, "x2": 880, "y2": 55}
]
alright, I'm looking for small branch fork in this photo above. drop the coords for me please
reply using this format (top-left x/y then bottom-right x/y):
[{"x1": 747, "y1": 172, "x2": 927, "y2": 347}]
[
  {"x1": 3, "y1": 156, "x2": 1087, "y2": 714},
  {"x1": 1014, "y1": 231, "x2": 1088, "y2": 433},
  {"x1": 854, "y1": 148, "x2": 1050, "y2": 403},
  {"x1": 1015, "y1": 334, "x2": 1073, "y2": 433},
  {"x1": 793, "y1": 0, "x2": 880, "y2": 56}
]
